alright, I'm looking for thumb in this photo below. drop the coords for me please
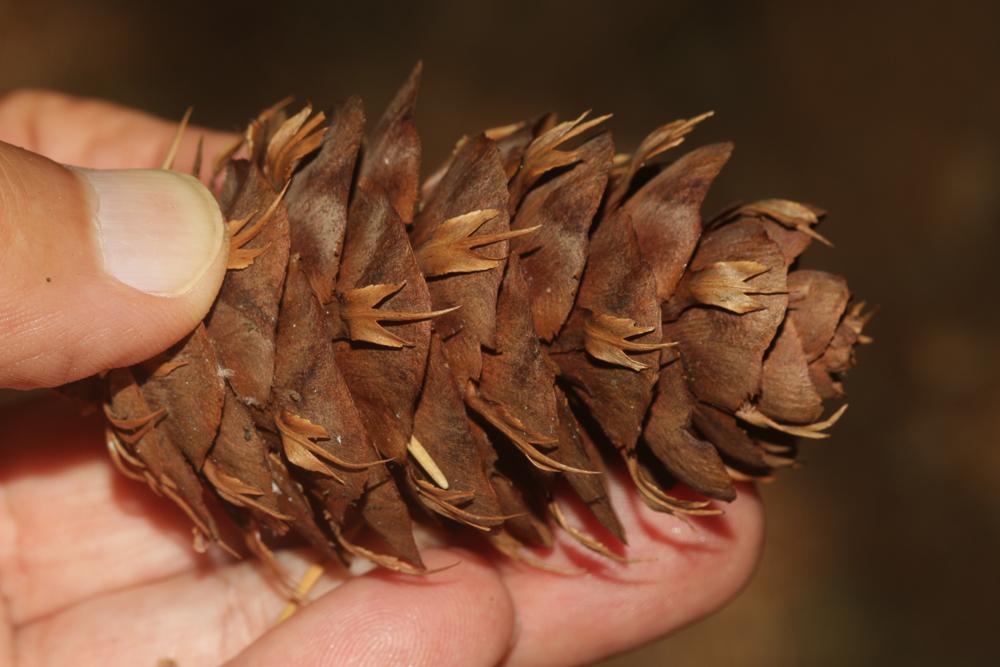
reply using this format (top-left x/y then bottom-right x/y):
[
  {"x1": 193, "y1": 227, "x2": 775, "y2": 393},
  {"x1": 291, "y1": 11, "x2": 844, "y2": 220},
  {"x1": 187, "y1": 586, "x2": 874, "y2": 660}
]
[{"x1": 0, "y1": 140, "x2": 227, "y2": 389}]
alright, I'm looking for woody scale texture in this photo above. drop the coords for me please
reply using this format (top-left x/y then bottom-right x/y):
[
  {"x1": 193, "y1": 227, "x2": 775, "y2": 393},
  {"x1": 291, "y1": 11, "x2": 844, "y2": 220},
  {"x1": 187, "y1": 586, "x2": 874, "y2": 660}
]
[{"x1": 98, "y1": 65, "x2": 870, "y2": 582}]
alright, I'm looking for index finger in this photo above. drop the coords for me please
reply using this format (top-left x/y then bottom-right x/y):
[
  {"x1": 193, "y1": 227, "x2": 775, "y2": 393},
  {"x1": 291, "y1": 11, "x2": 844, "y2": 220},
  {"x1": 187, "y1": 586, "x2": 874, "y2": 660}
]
[
  {"x1": 498, "y1": 474, "x2": 764, "y2": 666},
  {"x1": 0, "y1": 90, "x2": 238, "y2": 177}
]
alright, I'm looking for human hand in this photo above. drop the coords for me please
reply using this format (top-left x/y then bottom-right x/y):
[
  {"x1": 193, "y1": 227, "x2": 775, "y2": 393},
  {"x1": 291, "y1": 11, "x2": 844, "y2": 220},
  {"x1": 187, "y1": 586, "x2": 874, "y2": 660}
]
[{"x1": 0, "y1": 91, "x2": 764, "y2": 666}]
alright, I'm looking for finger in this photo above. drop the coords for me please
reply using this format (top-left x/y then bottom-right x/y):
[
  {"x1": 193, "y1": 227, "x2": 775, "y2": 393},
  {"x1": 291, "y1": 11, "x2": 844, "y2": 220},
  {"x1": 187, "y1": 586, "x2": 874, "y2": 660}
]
[
  {"x1": 0, "y1": 396, "x2": 209, "y2": 625},
  {"x1": 14, "y1": 550, "x2": 515, "y2": 667},
  {"x1": 230, "y1": 550, "x2": 514, "y2": 667},
  {"x1": 0, "y1": 597, "x2": 12, "y2": 667},
  {"x1": 0, "y1": 89, "x2": 237, "y2": 176},
  {"x1": 13, "y1": 552, "x2": 304, "y2": 667},
  {"x1": 1, "y1": 394, "x2": 512, "y2": 667},
  {"x1": 499, "y1": 472, "x2": 764, "y2": 666},
  {"x1": 2, "y1": 393, "x2": 762, "y2": 665},
  {"x1": 0, "y1": 140, "x2": 227, "y2": 388}
]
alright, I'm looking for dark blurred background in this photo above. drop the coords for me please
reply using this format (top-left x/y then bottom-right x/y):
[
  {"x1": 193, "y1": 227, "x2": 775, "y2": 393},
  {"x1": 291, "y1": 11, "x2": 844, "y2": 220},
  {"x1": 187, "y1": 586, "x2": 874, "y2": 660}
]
[{"x1": 2, "y1": 1, "x2": 998, "y2": 664}]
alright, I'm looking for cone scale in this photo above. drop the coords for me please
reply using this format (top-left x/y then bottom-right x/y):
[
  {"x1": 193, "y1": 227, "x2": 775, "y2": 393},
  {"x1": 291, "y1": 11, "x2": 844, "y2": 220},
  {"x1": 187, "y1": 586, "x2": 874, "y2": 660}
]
[{"x1": 100, "y1": 65, "x2": 870, "y2": 575}]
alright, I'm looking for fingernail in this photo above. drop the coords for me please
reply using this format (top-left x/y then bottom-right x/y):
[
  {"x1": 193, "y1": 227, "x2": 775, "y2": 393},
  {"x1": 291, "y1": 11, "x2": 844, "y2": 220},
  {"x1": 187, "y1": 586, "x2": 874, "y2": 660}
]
[{"x1": 75, "y1": 168, "x2": 224, "y2": 296}]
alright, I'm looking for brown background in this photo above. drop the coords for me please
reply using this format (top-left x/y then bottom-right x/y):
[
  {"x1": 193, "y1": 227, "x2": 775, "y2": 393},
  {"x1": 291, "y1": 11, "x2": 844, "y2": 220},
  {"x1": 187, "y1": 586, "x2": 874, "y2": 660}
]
[{"x1": 2, "y1": 1, "x2": 998, "y2": 665}]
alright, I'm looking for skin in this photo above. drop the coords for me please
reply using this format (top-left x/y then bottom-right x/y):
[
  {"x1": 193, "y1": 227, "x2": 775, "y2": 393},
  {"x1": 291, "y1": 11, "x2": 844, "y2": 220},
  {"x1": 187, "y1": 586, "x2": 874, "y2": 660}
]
[{"x1": 0, "y1": 91, "x2": 764, "y2": 667}]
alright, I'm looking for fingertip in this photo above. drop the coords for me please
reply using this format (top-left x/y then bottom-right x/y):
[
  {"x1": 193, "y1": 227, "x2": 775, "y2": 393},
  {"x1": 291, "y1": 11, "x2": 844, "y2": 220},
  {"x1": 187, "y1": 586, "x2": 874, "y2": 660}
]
[
  {"x1": 498, "y1": 476, "x2": 765, "y2": 666},
  {"x1": 660, "y1": 483, "x2": 765, "y2": 621},
  {"x1": 230, "y1": 549, "x2": 515, "y2": 667},
  {"x1": 75, "y1": 168, "x2": 226, "y2": 297},
  {"x1": 0, "y1": 145, "x2": 227, "y2": 389}
]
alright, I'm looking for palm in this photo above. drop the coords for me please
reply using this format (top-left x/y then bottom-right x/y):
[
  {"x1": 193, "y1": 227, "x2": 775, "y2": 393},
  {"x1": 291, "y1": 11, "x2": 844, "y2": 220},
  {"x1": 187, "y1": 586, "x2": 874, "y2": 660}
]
[{"x1": 0, "y1": 93, "x2": 763, "y2": 667}]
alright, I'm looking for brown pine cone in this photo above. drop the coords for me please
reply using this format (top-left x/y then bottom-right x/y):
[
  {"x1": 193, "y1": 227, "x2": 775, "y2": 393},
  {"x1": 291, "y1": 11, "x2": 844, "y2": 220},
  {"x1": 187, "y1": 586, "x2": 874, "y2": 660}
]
[{"x1": 101, "y1": 64, "x2": 870, "y2": 578}]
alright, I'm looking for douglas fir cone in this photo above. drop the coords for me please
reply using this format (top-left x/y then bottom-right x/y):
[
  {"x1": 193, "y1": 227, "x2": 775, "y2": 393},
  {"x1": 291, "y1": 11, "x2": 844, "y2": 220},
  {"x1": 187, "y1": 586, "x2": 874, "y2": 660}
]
[{"x1": 97, "y1": 65, "x2": 870, "y2": 582}]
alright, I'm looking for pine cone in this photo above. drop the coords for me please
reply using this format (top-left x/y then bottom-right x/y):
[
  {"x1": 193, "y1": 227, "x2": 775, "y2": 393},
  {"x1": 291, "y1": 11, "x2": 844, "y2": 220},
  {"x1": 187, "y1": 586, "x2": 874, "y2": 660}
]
[{"x1": 101, "y1": 65, "x2": 870, "y2": 578}]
